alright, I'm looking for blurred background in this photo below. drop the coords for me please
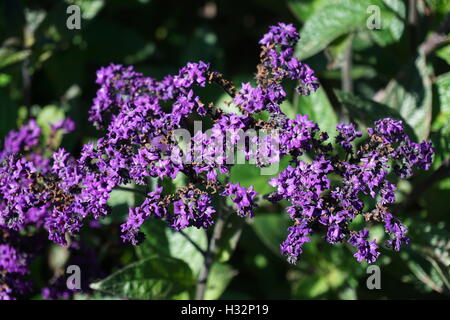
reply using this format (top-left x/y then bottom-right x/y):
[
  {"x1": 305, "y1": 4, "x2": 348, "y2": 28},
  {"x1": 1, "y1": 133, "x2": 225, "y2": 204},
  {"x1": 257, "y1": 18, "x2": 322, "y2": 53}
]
[{"x1": 0, "y1": 0, "x2": 449, "y2": 299}]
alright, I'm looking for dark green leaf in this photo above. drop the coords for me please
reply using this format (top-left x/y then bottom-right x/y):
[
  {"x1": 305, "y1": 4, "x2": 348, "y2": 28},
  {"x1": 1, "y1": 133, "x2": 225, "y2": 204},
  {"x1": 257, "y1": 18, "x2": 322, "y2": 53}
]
[
  {"x1": 335, "y1": 90, "x2": 417, "y2": 140},
  {"x1": 381, "y1": 51, "x2": 433, "y2": 141},
  {"x1": 369, "y1": 0, "x2": 406, "y2": 47},
  {"x1": 294, "y1": 87, "x2": 338, "y2": 135},
  {"x1": 204, "y1": 263, "x2": 237, "y2": 300},
  {"x1": 216, "y1": 214, "x2": 244, "y2": 263},
  {"x1": 135, "y1": 219, "x2": 171, "y2": 259},
  {"x1": 90, "y1": 256, "x2": 195, "y2": 299},
  {"x1": 251, "y1": 213, "x2": 290, "y2": 257}
]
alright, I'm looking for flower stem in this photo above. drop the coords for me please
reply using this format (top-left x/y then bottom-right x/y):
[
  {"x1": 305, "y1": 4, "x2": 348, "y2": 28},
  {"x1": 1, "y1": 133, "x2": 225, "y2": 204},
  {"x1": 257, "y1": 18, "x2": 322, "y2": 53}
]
[{"x1": 195, "y1": 206, "x2": 231, "y2": 300}]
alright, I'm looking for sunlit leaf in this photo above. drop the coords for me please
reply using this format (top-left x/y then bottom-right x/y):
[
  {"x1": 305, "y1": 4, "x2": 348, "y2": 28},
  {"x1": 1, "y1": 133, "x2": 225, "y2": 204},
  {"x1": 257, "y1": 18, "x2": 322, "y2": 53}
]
[
  {"x1": 204, "y1": 263, "x2": 237, "y2": 300},
  {"x1": 295, "y1": 86, "x2": 338, "y2": 136},
  {"x1": 90, "y1": 256, "x2": 195, "y2": 299}
]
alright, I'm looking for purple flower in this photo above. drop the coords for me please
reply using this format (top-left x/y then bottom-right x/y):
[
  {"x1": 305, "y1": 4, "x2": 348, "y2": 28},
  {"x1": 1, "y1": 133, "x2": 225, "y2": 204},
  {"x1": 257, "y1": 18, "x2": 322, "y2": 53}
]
[
  {"x1": 383, "y1": 212, "x2": 409, "y2": 251},
  {"x1": 0, "y1": 244, "x2": 28, "y2": 274},
  {"x1": 322, "y1": 210, "x2": 349, "y2": 244},
  {"x1": 221, "y1": 183, "x2": 258, "y2": 218},
  {"x1": 50, "y1": 118, "x2": 76, "y2": 133},
  {"x1": 174, "y1": 61, "x2": 210, "y2": 88},
  {"x1": 169, "y1": 192, "x2": 216, "y2": 230},
  {"x1": 0, "y1": 22, "x2": 437, "y2": 279},
  {"x1": 348, "y1": 229, "x2": 380, "y2": 263},
  {"x1": 369, "y1": 118, "x2": 405, "y2": 144},
  {"x1": 1, "y1": 119, "x2": 40, "y2": 157},
  {"x1": 259, "y1": 23, "x2": 299, "y2": 47},
  {"x1": 280, "y1": 220, "x2": 312, "y2": 264},
  {"x1": 258, "y1": 22, "x2": 318, "y2": 96},
  {"x1": 233, "y1": 83, "x2": 265, "y2": 113},
  {"x1": 336, "y1": 122, "x2": 362, "y2": 152},
  {"x1": 121, "y1": 185, "x2": 167, "y2": 245}
]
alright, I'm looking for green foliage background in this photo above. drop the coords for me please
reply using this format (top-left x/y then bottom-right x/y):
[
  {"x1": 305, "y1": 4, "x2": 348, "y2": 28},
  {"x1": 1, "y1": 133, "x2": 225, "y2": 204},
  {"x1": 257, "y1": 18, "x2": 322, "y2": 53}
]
[{"x1": 0, "y1": 0, "x2": 449, "y2": 299}]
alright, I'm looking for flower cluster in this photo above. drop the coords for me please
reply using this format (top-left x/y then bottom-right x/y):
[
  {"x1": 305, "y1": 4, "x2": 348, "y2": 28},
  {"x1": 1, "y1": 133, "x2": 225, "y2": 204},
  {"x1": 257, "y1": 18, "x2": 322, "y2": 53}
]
[
  {"x1": 221, "y1": 183, "x2": 258, "y2": 218},
  {"x1": 270, "y1": 117, "x2": 433, "y2": 264},
  {"x1": 336, "y1": 123, "x2": 362, "y2": 153},
  {"x1": 258, "y1": 22, "x2": 319, "y2": 95},
  {"x1": 0, "y1": 228, "x2": 42, "y2": 299},
  {"x1": 348, "y1": 229, "x2": 380, "y2": 263},
  {"x1": 280, "y1": 221, "x2": 313, "y2": 264},
  {"x1": 0, "y1": 22, "x2": 434, "y2": 299}
]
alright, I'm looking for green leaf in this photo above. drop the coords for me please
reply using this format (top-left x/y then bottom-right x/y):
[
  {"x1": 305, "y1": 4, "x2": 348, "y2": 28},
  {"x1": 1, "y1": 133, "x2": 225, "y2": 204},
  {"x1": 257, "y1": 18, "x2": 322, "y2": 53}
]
[
  {"x1": 369, "y1": 0, "x2": 406, "y2": 46},
  {"x1": 295, "y1": 274, "x2": 330, "y2": 298},
  {"x1": 204, "y1": 263, "x2": 237, "y2": 300},
  {"x1": 335, "y1": 90, "x2": 417, "y2": 139},
  {"x1": 399, "y1": 221, "x2": 450, "y2": 295},
  {"x1": 426, "y1": 0, "x2": 450, "y2": 15},
  {"x1": 216, "y1": 91, "x2": 241, "y2": 115},
  {"x1": 90, "y1": 256, "x2": 195, "y2": 299},
  {"x1": 230, "y1": 164, "x2": 275, "y2": 194},
  {"x1": 381, "y1": 51, "x2": 433, "y2": 141},
  {"x1": 295, "y1": 0, "x2": 367, "y2": 60},
  {"x1": 291, "y1": 0, "x2": 405, "y2": 48},
  {"x1": 436, "y1": 44, "x2": 450, "y2": 65},
  {"x1": 104, "y1": 186, "x2": 136, "y2": 224},
  {"x1": 251, "y1": 213, "x2": 290, "y2": 257},
  {"x1": 0, "y1": 48, "x2": 31, "y2": 69},
  {"x1": 432, "y1": 72, "x2": 450, "y2": 131},
  {"x1": 326, "y1": 34, "x2": 354, "y2": 67},
  {"x1": 108, "y1": 188, "x2": 135, "y2": 208},
  {"x1": 216, "y1": 214, "x2": 244, "y2": 263},
  {"x1": 166, "y1": 227, "x2": 207, "y2": 277},
  {"x1": 287, "y1": 0, "x2": 337, "y2": 22},
  {"x1": 65, "y1": 0, "x2": 105, "y2": 20},
  {"x1": 295, "y1": 0, "x2": 405, "y2": 60},
  {"x1": 295, "y1": 86, "x2": 338, "y2": 135},
  {"x1": 135, "y1": 219, "x2": 171, "y2": 259},
  {"x1": 406, "y1": 258, "x2": 448, "y2": 294},
  {"x1": 137, "y1": 215, "x2": 207, "y2": 277}
]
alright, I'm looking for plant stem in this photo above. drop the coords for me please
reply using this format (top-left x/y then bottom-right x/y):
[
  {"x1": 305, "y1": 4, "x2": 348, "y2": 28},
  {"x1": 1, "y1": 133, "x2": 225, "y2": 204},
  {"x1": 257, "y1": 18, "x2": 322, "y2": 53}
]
[
  {"x1": 340, "y1": 34, "x2": 353, "y2": 122},
  {"x1": 209, "y1": 71, "x2": 236, "y2": 98},
  {"x1": 341, "y1": 35, "x2": 353, "y2": 95},
  {"x1": 195, "y1": 207, "x2": 230, "y2": 300}
]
